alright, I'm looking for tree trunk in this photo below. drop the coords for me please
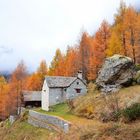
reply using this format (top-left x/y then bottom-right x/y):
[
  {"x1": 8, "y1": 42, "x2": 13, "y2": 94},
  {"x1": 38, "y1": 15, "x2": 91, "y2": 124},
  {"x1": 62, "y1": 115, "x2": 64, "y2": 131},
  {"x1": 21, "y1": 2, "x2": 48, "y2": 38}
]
[
  {"x1": 122, "y1": 32, "x2": 127, "y2": 56},
  {"x1": 130, "y1": 28, "x2": 136, "y2": 64}
]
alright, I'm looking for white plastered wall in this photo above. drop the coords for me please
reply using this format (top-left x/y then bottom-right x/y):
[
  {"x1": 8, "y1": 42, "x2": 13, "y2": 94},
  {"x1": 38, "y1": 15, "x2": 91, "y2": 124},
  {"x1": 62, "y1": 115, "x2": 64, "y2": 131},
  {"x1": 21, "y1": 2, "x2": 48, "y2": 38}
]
[{"x1": 41, "y1": 80, "x2": 49, "y2": 111}]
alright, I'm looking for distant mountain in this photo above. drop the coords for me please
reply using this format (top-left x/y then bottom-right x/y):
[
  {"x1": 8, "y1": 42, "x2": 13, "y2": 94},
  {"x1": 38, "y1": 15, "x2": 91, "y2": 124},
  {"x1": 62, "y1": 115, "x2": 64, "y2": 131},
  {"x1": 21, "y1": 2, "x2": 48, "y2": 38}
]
[
  {"x1": 0, "y1": 70, "x2": 11, "y2": 80},
  {"x1": 135, "y1": 5, "x2": 140, "y2": 12}
]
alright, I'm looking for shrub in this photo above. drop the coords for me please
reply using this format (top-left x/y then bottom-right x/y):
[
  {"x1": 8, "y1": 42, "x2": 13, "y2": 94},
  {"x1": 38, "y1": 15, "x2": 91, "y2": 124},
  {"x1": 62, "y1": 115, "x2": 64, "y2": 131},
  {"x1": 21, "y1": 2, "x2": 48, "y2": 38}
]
[
  {"x1": 135, "y1": 64, "x2": 140, "y2": 71},
  {"x1": 87, "y1": 82, "x2": 97, "y2": 93},
  {"x1": 77, "y1": 105, "x2": 95, "y2": 119},
  {"x1": 67, "y1": 99, "x2": 75, "y2": 111},
  {"x1": 134, "y1": 71, "x2": 140, "y2": 84},
  {"x1": 72, "y1": 91, "x2": 98, "y2": 119},
  {"x1": 100, "y1": 110, "x2": 121, "y2": 122},
  {"x1": 19, "y1": 110, "x2": 29, "y2": 122},
  {"x1": 122, "y1": 103, "x2": 140, "y2": 121}
]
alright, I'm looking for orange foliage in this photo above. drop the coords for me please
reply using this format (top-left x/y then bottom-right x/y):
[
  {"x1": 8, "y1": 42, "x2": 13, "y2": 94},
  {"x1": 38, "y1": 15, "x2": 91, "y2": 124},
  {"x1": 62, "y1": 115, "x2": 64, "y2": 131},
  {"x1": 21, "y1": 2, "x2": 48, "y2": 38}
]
[
  {"x1": 1, "y1": 2, "x2": 140, "y2": 120},
  {"x1": 25, "y1": 73, "x2": 42, "y2": 91}
]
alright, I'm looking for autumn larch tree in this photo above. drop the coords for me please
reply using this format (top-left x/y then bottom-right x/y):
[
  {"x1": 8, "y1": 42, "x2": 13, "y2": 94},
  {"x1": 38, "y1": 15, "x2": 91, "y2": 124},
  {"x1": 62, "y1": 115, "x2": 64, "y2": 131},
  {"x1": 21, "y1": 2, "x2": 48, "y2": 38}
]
[
  {"x1": 124, "y1": 6, "x2": 140, "y2": 64},
  {"x1": 114, "y1": 1, "x2": 127, "y2": 56},
  {"x1": 65, "y1": 46, "x2": 81, "y2": 77},
  {"x1": 48, "y1": 49, "x2": 65, "y2": 76},
  {"x1": 79, "y1": 32, "x2": 94, "y2": 80},
  {"x1": 0, "y1": 76, "x2": 9, "y2": 120},
  {"x1": 9, "y1": 60, "x2": 28, "y2": 115},
  {"x1": 25, "y1": 73, "x2": 43, "y2": 91},
  {"x1": 92, "y1": 20, "x2": 110, "y2": 79}
]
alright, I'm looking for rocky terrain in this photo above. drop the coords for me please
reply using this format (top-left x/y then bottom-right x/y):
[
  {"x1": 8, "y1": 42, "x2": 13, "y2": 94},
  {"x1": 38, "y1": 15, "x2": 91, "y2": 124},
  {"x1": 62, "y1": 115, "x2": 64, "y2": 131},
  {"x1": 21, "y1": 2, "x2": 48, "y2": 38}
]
[{"x1": 96, "y1": 55, "x2": 136, "y2": 93}]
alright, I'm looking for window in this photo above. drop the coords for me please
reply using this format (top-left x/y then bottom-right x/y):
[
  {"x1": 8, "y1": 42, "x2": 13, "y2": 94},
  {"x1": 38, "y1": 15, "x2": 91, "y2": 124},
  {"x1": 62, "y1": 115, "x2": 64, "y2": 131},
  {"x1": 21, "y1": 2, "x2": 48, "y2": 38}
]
[
  {"x1": 64, "y1": 88, "x2": 67, "y2": 92},
  {"x1": 77, "y1": 82, "x2": 79, "y2": 85},
  {"x1": 75, "y1": 88, "x2": 81, "y2": 93},
  {"x1": 43, "y1": 90, "x2": 46, "y2": 92}
]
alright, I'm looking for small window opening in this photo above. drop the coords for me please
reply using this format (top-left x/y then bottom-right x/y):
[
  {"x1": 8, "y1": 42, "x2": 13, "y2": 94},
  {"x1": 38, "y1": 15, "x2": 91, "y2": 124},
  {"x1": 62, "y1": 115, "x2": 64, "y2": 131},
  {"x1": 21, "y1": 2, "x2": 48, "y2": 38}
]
[{"x1": 75, "y1": 88, "x2": 81, "y2": 93}]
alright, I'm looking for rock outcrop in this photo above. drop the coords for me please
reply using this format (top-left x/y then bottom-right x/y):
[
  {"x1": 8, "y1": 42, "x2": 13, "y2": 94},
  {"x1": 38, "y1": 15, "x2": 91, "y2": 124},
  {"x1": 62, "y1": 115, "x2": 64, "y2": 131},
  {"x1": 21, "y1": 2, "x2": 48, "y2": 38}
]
[
  {"x1": 135, "y1": 70, "x2": 140, "y2": 84},
  {"x1": 96, "y1": 54, "x2": 136, "y2": 93}
]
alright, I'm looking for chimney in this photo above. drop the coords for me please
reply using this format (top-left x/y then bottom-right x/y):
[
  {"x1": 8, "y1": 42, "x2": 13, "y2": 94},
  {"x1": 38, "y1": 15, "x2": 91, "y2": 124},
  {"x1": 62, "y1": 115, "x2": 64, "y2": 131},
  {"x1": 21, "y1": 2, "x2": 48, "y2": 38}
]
[{"x1": 77, "y1": 71, "x2": 82, "y2": 79}]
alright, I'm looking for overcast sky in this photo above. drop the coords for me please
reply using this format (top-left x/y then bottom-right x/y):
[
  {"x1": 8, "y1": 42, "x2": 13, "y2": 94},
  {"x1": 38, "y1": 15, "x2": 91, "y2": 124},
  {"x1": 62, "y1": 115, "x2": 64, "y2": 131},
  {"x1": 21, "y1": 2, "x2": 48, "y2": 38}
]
[{"x1": 0, "y1": 0, "x2": 139, "y2": 72}]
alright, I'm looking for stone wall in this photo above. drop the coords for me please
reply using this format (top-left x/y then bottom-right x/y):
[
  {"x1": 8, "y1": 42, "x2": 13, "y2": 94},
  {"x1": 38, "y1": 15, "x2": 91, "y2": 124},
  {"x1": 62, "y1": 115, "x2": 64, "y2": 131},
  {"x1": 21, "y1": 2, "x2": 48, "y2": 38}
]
[
  {"x1": 48, "y1": 79, "x2": 87, "y2": 107},
  {"x1": 17, "y1": 107, "x2": 26, "y2": 115},
  {"x1": 28, "y1": 110, "x2": 71, "y2": 133},
  {"x1": 9, "y1": 115, "x2": 18, "y2": 124},
  {"x1": 66, "y1": 78, "x2": 87, "y2": 99},
  {"x1": 49, "y1": 88, "x2": 64, "y2": 106}
]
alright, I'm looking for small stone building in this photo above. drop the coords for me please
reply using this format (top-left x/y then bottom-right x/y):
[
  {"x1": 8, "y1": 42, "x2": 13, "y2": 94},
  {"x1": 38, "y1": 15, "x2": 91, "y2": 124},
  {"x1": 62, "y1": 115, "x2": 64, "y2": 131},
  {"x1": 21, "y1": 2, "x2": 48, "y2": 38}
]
[
  {"x1": 42, "y1": 72, "x2": 87, "y2": 111},
  {"x1": 22, "y1": 91, "x2": 41, "y2": 107}
]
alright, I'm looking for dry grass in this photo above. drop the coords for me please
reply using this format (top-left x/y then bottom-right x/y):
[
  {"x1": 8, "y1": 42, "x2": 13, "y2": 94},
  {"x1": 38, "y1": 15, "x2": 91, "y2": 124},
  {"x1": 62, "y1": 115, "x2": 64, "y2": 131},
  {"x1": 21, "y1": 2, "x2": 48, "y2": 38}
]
[
  {"x1": 62, "y1": 84, "x2": 140, "y2": 140},
  {"x1": 0, "y1": 114, "x2": 56, "y2": 140},
  {"x1": 73, "y1": 84, "x2": 140, "y2": 120},
  {"x1": 1, "y1": 84, "x2": 140, "y2": 140},
  {"x1": 61, "y1": 120, "x2": 140, "y2": 140},
  {"x1": 44, "y1": 84, "x2": 140, "y2": 140},
  {"x1": 117, "y1": 85, "x2": 140, "y2": 108}
]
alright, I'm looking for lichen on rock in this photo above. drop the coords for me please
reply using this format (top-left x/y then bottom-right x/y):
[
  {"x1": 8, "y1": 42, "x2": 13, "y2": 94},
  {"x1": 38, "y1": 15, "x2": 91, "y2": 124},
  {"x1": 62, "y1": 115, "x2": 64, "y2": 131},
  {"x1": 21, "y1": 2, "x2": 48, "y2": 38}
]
[{"x1": 96, "y1": 54, "x2": 136, "y2": 93}]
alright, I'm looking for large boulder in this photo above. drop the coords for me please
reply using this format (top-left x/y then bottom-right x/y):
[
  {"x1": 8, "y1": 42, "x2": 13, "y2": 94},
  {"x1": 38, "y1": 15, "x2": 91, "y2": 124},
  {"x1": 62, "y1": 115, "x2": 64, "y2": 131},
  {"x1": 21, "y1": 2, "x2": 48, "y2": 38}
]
[
  {"x1": 96, "y1": 54, "x2": 136, "y2": 93},
  {"x1": 135, "y1": 70, "x2": 140, "y2": 84}
]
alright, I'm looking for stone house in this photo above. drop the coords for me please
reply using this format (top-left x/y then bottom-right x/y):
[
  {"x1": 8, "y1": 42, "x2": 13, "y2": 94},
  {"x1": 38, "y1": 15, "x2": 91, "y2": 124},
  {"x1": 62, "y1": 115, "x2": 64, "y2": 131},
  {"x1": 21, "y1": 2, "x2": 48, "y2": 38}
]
[{"x1": 42, "y1": 71, "x2": 87, "y2": 111}]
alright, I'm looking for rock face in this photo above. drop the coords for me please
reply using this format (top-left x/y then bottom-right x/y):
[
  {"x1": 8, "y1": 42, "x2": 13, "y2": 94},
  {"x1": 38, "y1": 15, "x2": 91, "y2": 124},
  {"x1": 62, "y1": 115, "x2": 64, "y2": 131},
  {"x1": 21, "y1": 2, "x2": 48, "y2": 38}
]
[
  {"x1": 135, "y1": 70, "x2": 140, "y2": 84},
  {"x1": 96, "y1": 55, "x2": 136, "y2": 93}
]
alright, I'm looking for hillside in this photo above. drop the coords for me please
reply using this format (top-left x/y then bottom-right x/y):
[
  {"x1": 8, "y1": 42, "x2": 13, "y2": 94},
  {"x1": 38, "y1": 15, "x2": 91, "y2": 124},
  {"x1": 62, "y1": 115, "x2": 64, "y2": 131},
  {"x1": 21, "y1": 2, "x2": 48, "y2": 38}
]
[
  {"x1": 72, "y1": 84, "x2": 140, "y2": 121},
  {"x1": 0, "y1": 85, "x2": 140, "y2": 140},
  {"x1": 0, "y1": 116, "x2": 56, "y2": 140}
]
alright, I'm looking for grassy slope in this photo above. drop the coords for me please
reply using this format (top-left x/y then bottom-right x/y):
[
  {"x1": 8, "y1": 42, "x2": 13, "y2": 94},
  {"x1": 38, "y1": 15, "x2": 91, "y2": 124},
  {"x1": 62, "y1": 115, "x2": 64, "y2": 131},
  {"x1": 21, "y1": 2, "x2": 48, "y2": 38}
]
[
  {"x1": 73, "y1": 84, "x2": 140, "y2": 119},
  {"x1": 34, "y1": 103, "x2": 74, "y2": 120},
  {"x1": 0, "y1": 115, "x2": 56, "y2": 140},
  {"x1": 34, "y1": 103, "x2": 81, "y2": 121},
  {"x1": 1, "y1": 85, "x2": 140, "y2": 140},
  {"x1": 34, "y1": 100, "x2": 140, "y2": 140}
]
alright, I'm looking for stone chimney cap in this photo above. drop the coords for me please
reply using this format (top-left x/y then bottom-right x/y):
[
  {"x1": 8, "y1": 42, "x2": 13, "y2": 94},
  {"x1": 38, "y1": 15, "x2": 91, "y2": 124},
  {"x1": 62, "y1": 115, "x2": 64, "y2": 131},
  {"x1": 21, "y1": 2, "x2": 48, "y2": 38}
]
[{"x1": 77, "y1": 71, "x2": 83, "y2": 79}]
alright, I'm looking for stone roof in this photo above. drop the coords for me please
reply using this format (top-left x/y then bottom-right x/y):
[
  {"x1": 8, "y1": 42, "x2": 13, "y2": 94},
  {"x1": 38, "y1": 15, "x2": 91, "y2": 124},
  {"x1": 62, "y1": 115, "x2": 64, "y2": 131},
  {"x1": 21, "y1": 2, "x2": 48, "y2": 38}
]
[
  {"x1": 22, "y1": 91, "x2": 41, "y2": 101},
  {"x1": 45, "y1": 76, "x2": 77, "y2": 88}
]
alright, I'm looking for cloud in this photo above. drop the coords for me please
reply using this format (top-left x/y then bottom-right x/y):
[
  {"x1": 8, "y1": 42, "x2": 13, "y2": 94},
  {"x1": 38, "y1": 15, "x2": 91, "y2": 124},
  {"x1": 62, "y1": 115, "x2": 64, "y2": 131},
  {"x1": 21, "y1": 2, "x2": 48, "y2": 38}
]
[
  {"x1": 0, "y1": 46, "x2": 13, "y2": 55},
  {"x1": 0, "y1": 0, "x2": 139, "y2": 72}
]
